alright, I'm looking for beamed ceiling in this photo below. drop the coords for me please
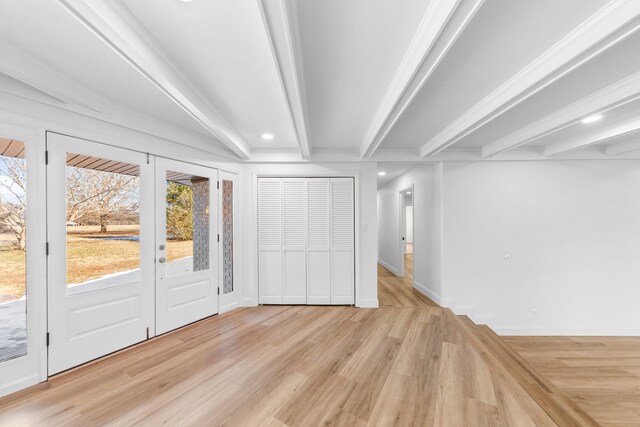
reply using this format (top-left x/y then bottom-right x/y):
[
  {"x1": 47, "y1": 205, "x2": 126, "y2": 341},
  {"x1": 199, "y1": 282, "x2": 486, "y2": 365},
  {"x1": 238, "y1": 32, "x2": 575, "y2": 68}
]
[{"x1": 1, "y1": 0, "x2": 640, "y2": 167}]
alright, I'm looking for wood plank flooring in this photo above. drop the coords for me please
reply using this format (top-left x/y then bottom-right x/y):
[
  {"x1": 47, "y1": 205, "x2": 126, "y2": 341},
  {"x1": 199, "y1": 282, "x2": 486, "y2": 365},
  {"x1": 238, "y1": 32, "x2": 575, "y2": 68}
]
[
  {"x1": 378, "y1": 253, "x2": 437, "y2": 308},
  {"x1": 505, "y1": 336, "x2": 640, "y2": 426},
  {"x1": 0, "y1": 255, "x2": 626, "y2": 426}
]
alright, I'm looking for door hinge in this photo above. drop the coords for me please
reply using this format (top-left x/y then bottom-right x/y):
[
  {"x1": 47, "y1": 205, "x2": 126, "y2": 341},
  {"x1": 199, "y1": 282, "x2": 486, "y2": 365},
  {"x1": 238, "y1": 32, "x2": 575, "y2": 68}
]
[
  {"x1": 218, "y1": 288, "x2": 220, "y2": 295},
  {"x1": 146, "y1": 327, "x2": 150, "y2": 340},
  {"x1": 46, "y1": 242, "x2": 49, "y2": 256},
  {"x1": 146, "y1": 153, "x2": 150, "y2": 164},
  {"x1": 217, "y1": 234, "x2": 220, "y2": 242},
  {"x1": 217, "y1": 181, "x2": 220, "y2": 189},
  {"x1": 46, "y1": 332, "x2": 50, "y2": 347},
  {"x1": 45, "y1": 150, "x2": 49, "y2": 165}
]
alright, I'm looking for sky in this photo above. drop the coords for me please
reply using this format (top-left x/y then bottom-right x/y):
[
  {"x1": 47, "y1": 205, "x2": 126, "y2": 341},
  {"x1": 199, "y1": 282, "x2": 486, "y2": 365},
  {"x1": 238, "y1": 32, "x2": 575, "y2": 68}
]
[{"x1": 0, "y1": 156, "x2": 26, "y2": 202}]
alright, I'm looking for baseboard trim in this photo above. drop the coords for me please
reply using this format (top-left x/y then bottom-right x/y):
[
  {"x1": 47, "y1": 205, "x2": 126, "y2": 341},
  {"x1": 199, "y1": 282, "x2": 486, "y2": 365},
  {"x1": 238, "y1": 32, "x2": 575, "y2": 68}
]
[
  {"x1": 495, "y1": 327, "x2": 640, "y2": 336},
  {"x1": 241, "y1": 298, "x2": 258, "y2": 307},
  {"x1": 413, "y1": 280, "x2": 454, "y2": 307},
  {"x1": 220, "y1": 301, "x2": 239, "y2": 314},
  {"x1": 357, "y1": 298, "x2": 379, "y2": 308},
  {"x1": 452, "y1": 305, "x2": 474, "y2": 317},
  {"x1": 473, "y1": 314, "x2": 495, "y2": 328},
  {"x1": 377, "y1": 259, "x2": 400, "y2": 276},
  {"x1": 0, "y1": 374, "x2": 40, "y2": 399}
]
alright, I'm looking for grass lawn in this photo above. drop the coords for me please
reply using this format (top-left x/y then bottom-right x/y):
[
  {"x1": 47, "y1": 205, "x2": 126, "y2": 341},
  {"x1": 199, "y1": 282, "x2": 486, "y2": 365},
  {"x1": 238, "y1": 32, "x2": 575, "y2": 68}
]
[
  {"x1": 0, "y1": 241, "x2": 26, "y2": 299},
  {"x1": 0, "y1": 226, "x2": 194, "y2": 299}
]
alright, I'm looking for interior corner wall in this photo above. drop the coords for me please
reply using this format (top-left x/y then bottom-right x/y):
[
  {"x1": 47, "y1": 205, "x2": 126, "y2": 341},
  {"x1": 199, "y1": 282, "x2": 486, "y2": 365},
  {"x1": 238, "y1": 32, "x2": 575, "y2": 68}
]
[
  {"x1": 377, "y1": 163, "x2": 442, "y2": 301},
  {"x1": 442, "y1": 160, "x2": 640, "y2": 335},
  {"x1": 241, "y1": 162, "x2": 379, "y2": 308}
]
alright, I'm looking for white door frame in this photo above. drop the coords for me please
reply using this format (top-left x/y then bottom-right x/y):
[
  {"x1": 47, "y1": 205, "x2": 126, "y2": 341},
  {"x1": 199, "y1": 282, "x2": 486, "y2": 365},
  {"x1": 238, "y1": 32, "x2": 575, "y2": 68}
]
[
  {"x1": 218, "y1": 171, "x2": 239, "y2": 314},
  {"x1": 0, "y1": 124, "x2": 47, "y2": 397},
  {"x1": 46, "y1": 133, "x2": 155, "y2": 375},
  {"x1": 398, "y1": 184, "x2": 414, "y2": 279},
  {"x1": 155, "y1": 157, "x2": 219, "y2": 335}
]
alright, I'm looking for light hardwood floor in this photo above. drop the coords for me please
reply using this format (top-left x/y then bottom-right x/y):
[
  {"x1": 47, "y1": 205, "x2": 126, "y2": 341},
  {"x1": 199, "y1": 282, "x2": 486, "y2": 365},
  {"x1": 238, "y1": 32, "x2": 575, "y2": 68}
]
[
  {"x1": 0, "y1": 257, "x2": 628, "y2": 426},
  {"x1": 505, "y1": 336, "x2": 640, "y2": 426}
]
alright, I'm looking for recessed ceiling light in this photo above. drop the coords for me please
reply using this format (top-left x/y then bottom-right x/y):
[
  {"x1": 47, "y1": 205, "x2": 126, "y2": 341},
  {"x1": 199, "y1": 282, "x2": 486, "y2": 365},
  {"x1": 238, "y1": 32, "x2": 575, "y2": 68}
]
[
  {"x1": 261, "y1": 133, "x2": 274, "y2": 140},
  {"x1": 378, "y1": 171, "x2": 386, "y2": 176},
  {"x1": 407, "y1": 191, "x2": 412, "y2": 194},
  {"x1": 581, "y1": 114, "x2": 603, "y2": 124}
]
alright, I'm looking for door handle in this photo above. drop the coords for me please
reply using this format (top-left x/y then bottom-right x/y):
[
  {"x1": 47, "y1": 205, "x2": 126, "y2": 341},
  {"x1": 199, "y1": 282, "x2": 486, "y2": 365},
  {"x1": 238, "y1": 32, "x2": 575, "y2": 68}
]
[{"x1": 158, "y1": 257, "x2": 167, "y2": 264}]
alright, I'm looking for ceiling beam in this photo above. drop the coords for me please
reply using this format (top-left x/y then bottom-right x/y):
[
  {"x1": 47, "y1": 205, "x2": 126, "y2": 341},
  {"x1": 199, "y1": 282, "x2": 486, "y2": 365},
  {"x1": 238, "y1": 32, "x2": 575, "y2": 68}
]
[
  {"x1": 57, "y1": 0, "x2": 252, "y2": 160},
  {"x1": 257, "y1": 0, "x2": 311, "y2": 159},
  {"x1": 360, "y1": 0, "x2": 484, "y2": 158},
  {"x1": 544, "y1": 117, "x2": 640, "y2": 156},
  {"x1": 481, "y1": 72, "x2": 640, "y2": 157},
  {"x1": 0, "y1": 41, "x2": 238, "y2": 160},
  {"x1": 420, "y1": 0, "x2": 640, "y2": 157},
  {"x1": 606, "y1": 136, "x2": 640, "y2": 155}
]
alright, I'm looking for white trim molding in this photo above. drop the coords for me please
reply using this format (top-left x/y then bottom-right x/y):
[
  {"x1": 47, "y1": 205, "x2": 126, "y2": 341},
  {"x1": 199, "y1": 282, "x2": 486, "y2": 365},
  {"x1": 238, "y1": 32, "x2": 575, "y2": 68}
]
[
  {"x1": 356, "y1": 298, "x2": 379, "y2": 309},
  {"x1": 378, "y1": 259, "x2": 400, "y2": 276},
  {"x1": 495, "y1": 327, "x2": 640, "y2": 337}
]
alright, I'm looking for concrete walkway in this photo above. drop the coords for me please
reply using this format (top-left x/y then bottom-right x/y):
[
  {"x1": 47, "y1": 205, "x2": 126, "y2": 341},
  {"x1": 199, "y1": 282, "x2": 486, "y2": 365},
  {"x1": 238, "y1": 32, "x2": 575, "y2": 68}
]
[{"x1": 0, "y1": 299, "x2": 26, "y2": 362}]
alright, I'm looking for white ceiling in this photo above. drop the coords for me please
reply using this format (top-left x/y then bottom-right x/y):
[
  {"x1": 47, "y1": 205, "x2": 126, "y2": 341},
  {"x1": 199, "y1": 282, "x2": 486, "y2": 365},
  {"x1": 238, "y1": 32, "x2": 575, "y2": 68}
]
[
  {"x1": 1, "y1": 0, "x2": 640, "y2": 164},
  {"x1": 377, "y1": 163, "x2": 418, "y2": 188}
]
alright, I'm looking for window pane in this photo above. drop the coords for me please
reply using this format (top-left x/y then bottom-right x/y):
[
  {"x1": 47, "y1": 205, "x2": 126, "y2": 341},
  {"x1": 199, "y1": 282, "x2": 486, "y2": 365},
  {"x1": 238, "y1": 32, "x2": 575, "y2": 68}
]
[
  {"x1": 165, "y1": 171, "x2": 209, "y2": 276},
  {"x1": 66, "y1": 153, "x2": 140, "y2": 292},
  {"x1": 0, "y1": 138, "x2": 27, "y2": 362},
  {"x1": 222, "y1": 180, "x2": 233, "y2": 294}
]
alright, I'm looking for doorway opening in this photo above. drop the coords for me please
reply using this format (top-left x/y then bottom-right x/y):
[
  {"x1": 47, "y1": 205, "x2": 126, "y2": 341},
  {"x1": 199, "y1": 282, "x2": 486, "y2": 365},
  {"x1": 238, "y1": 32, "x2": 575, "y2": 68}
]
[{"x1": 398, "y1": 185, "x2": 413, "y2": 283}]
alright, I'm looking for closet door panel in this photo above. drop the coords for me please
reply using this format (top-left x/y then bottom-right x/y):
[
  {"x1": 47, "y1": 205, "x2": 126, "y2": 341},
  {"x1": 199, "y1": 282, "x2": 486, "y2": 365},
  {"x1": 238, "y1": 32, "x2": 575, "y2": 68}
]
[
  {"x1": 259, "y1": 252, "x2": 283, "y2": 304},
  {"x1": 258, "y1": 178, "x2": 283, "y2": 304},
  {"x1": 306, "y1": 178, "x2": 331, "y2": 305},
  {"x1": 282, "y1": 179, "x2": 306, "y2": 304},
  {"x1": 307, "y1": 252, "x2": 330, "y2": 305},
  {"x1": 331, "y1": 252, "x2": 354, "y2": 304},
  {"x1": 330, "y1": 178, "x2": 355, "y2": 304}
]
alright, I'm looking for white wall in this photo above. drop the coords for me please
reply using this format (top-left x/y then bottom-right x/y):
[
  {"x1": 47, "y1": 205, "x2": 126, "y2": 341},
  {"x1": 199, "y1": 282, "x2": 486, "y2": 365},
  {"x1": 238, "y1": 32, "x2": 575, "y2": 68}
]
[
  {"x1": 377, "y1": 163, "x2": 442, "y2": 299},
  {"x1": 442, "y1": 161, "x2": 640, "y2": 335},
  {"x1": 242, "y1": 162, "x2": 379, "y2": 308}
]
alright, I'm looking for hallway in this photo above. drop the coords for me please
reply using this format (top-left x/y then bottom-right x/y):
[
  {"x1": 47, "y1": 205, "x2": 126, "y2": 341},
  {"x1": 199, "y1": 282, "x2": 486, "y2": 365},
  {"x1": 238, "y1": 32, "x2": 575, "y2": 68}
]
[{"x1": 378, "y1": 252, "x2": 436, "y2": 308}]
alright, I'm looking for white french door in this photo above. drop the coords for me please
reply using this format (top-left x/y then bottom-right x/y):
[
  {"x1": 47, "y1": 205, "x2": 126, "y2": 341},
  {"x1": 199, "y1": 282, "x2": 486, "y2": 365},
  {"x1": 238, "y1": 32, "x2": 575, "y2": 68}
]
[
  {"x1": 47, "y1": 135, "x2": 221, "y2": 375},
  {"x1": 0, "y1": 126, "x2": 46, "y2": 397},
  {"x1": 47, "y1": 134, "x2": 154, "y2": 375},
  {"x1": 155, "y1": 158, "x2": 218, "y2": 335}
]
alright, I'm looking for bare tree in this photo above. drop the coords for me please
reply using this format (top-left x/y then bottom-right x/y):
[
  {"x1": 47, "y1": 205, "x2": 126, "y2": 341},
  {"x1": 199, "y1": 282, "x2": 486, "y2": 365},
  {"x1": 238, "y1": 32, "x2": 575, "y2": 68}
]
[
  {"x1": 0, "y1": 156, "x2": 27, "y2": 250},
  {"x1": 66, "y1": 167, "x2": 139, "y2": 233}
]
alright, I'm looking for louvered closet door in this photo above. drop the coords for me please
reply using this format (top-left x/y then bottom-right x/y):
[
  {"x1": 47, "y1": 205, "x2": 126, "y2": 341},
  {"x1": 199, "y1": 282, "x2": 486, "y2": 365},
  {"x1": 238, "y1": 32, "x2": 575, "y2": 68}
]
[
  {"x1": 282, "y1": 179, "x2": 307, "y2": 304},
  {"x1": 331, "y1": 178, "x2": 355, "y2": 304},
  {"x1": 258, "y1": 178, "x2": 283, "y2": 304},
  {"x1": 306, "y1": 178, "x2": 331, "y2": 304}
]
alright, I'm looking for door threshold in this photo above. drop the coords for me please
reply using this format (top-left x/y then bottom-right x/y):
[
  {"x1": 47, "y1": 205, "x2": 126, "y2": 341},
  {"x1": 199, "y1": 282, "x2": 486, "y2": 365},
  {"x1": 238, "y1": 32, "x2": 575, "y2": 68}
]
[{"x1": 49, "y1": 312, "x2": 220, "y2": 381}]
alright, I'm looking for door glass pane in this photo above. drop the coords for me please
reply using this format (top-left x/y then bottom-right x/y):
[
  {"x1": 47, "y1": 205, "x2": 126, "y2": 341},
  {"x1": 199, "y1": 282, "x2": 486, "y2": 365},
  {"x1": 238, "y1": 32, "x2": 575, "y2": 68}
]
[
  {"x1": 165, "y1": 171, "x2": 209, "y2": 276},
  {"x1": 0, "y1": 138, "x2": 27, "y2": 362},
  {"x1": 222, "y1": 180, "x2": 233, "y2": 294},
  {"x1": 66, "y1": 153, "x2": 140, "y2": 292}
]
